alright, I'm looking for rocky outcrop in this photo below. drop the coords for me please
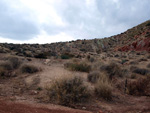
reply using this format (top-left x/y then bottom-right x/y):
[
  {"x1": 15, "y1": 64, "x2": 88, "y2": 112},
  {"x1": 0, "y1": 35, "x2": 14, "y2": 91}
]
[{"x1": 118, "y1": 38, "x2": 150, "y2": 52}]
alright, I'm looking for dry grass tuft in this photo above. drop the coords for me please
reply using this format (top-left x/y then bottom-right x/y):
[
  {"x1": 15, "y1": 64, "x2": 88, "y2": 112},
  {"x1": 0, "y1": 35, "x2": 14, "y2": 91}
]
[
  {"x1": 47, "y1": 76, "x2": 91, "y2": 106},
  {"x1": 94, "y1": 73, "x2": 112, "y2": 100},
  {"x1": 88, "y1": 71, "x2": 108, "y2": 83},
  {"x1": 95, "y1": 79, "x2": 112, "y2": 101},
  {"x1": 64, "y1": 62, "x2": 91, "y2": 72}
]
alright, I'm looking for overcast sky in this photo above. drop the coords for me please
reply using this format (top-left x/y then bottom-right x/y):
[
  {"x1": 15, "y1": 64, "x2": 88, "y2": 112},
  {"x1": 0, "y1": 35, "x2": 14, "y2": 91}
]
[{"x1": 0, "y1": 0, "x2": 150, "y2": 44}]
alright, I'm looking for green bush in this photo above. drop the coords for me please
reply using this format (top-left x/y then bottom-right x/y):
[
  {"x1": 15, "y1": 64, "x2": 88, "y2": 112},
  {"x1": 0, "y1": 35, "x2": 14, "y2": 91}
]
[
  {"x1": 47, "y1": 76, "x2": 91, "y2": 105},
  {"x1": 64, "y1": 62, "x2": 91, "y2": 72},
  {"x1": 21, "y1": 65, "x2": 39, "y2": 74}
]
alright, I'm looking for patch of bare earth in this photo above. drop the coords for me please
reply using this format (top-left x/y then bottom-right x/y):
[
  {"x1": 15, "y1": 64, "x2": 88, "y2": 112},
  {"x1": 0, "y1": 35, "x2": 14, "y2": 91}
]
[{"x1": 0, "y1": 99, "x2": 91, "y2": 113}]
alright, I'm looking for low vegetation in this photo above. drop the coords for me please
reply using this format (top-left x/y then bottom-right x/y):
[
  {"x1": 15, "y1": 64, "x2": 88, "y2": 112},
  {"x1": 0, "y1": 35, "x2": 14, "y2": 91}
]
[
  {"x1": 0, "y1": 67, "x2": 7, "y2": 77},
  {"x1": 94, "y1": 74, "x2": 112, "y2": 100},
  {"x1": 127, "y1": 76, "x2": 150, "y2": 96},
  {"x1": 61, "y1": 53, "x2": 74, "y2": 59},
  {"x1": 132, "y1": 67, "x2": 150, "y2": 75},
  {"x1": 34, "y1": 53, "x2": 47, "y2": 59},
  {"x1": 64, "y1": 62, "x2": 91, "y2": 72},
  {"x1": 88, "y1": 71, "x2": 108, "y2": 83},
  {"x1": 100, "y1": 63, "x2": 124, "y2": 79},
  {"x1": 21, "y1": 64, "x2": 39, "y2": 74},
  {"x1": 7, "y1": 57, "x2": 22, "y2": 69},
  {"x1": 88, "y1": 71, "x2": 101, "y2": 83},
  {"x1": 147, "y1": 63, "x2": 150, "y2": 68},
  {"x1": 0, "y1": 57, "x2": 21, "y2": 77},
  {"x1": 47, "y1": 76, "x2": 91, "y2": 105}
]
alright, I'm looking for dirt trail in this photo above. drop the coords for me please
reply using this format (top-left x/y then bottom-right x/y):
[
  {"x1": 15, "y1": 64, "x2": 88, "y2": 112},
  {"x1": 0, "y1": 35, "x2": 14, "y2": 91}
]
[
  {"x1": 25, "y1": 60, "x2": 87, "y2": 88},
  {"x1": 0, "y1": 99, "x2": 91, "y2": 113}
]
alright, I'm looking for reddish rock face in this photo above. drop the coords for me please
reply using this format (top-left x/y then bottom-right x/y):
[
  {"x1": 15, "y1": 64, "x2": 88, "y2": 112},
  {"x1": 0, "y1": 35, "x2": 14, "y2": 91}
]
[{"x1": 118, "y1": 38, "x2": 150, "y2": 52}]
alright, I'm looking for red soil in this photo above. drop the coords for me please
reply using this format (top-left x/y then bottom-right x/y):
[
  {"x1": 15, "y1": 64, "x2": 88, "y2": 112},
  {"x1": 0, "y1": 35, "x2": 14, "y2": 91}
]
[
  {"x1": 118, "y1": 38, "x2": 150, "y2": 52},
  {"x1": 0, "y1": 100, "x2": 91, "y2": 113}
]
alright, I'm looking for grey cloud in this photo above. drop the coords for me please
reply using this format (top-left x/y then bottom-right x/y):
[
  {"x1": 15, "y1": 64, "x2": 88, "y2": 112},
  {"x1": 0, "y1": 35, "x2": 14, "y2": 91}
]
[
  {"x1": 96, "y1": 0, "x2": 150, "y2": 26},
  {"x1": 0, "y1": 0, "x2": 40, "y2": 40},
  {"x1": 45, "y1": 0, "x2": 104, "y2": 39},
  {"x1": 49, "y1": 0, "x2": 150, "y2": 39},
  {"x1": 0, "y1": 0, "x2": 150, "y2": 42}
]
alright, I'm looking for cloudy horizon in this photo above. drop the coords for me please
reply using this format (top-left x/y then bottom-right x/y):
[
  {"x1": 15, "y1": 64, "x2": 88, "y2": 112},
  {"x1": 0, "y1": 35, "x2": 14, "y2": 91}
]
[{"x1": 0, "y1": 0, "x2": 150, "y2": 44}]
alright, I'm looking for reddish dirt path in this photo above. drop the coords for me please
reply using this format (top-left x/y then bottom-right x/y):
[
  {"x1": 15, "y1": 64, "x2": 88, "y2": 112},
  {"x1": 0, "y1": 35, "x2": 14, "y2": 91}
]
[{"x1": 0, "y1": 100, "x2": 91, "y2": 113}]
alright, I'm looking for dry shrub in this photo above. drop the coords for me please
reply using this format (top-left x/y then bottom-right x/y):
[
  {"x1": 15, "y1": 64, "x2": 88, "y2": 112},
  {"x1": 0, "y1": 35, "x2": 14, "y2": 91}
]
[
  {"x1": 47, "y1": 76, "x2": 91, "y2": 106},
  {"x1": 94, "y1": 73, "x2": 112, "y2": 100},
  {"x1": 130, "y1": 73, "x2": 137, "y2": 79},
  {"x1": 64, "y1": 62, "x2": 91, "y2": 72},
  {"x1": 100, "y1": 63, "x2": 124, "y2": 79},
  {"x1": 0, "y1": 57, "x2": 21, "y2": 70},
  {"x1": 95, "y1": 79, "x2": 112, "y2": 101},
  {"x1": 0, "y1": 57, "x2": 21, "y2": 77},
  {"x1": 127, "y1": 76, "x2": 150, "y2": 96},
  {"x1": 8, "y1": 57, "x2": 22, "y2": 69},
  {"x1": 61, "y1": 53, "x2": 74, "y2": 59},
  {"x1": 147, "y1": 63, "x2": 150, "y2": 68},
  {"x1": 34, "y1": 53, "x2": 47, "y2": 59},
  {"x1": 88, "y1": 71, "x2": 100, "y2": 83},
  {"x1": 91, "y1": 61, "x2": 104, "y2": 71},
  {"x1": 88, "y1": 71, "x2": 108, "y2": 83},
  {"x1": 87, "y1": 55, "x2": 95, "y2": 62},
  {"x1": 21, "y1": 64, "x2": 39, "y2": 74},
  {"x1": 0, "y1": 62, "x2": 13, "y2": 70},
  {"x1": 132, "y1": 68, "x2": 150, "y2": 75},
  {"x1": 0, "y1": 67, "x2": 7, "y2": 77}
]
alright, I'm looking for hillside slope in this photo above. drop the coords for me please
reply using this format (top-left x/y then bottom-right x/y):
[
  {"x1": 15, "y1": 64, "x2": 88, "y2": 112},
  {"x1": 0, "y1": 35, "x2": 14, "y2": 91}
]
[{"x1": 0, "y1": 20, "x2": 150, "y2": 58}]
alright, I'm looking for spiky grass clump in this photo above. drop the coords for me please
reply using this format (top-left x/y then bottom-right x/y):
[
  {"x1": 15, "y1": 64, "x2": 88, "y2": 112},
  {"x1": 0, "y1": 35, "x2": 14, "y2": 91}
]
[
  {"x1": 47, "y1": 76, "x2": 91, "y2": 106},
  {"x1": 94, "y1": 74, "x2": 112, "y2": 100},
  {"x1": 88, "y1": 71, "x2": 108, "y2": 83}
]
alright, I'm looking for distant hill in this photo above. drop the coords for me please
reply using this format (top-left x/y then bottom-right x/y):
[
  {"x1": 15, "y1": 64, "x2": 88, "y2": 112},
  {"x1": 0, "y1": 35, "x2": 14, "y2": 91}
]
[{"x1": 0, "y1": 20, "x2": 150, "y2": 58}]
